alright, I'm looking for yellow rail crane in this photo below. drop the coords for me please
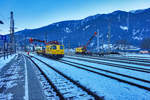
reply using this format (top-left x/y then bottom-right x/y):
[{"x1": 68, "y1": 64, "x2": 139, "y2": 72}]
[
  {"x1": 75, "y1": 32, "x2": 97, "y2": 55},
  {"x1": 29, "y1": 38, "x2": 64, "y2": 59}
]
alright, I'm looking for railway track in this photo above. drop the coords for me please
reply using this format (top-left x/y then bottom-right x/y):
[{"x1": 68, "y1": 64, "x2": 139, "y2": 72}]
[
  {"x1": 27, "y1": 55, "x2": 102, "y2": 100},
  {"x1": 69, "y1": 55, "x2": 150, "y2": 67},
  {"x1": 65, "y1": 56, "x2": 150, "y2": 73},
  {"x1": 26, "y1": 56, "x2": 60, "y2": 99},
  {"x1": 74, "y1": 54, "x2": 150, "y2": 63},
  {"x1": 55, "y1": 59, "x2": 150, "y2": 92},
  {"x1": 124, "y1": 55, "x2": 150, "y2": 59},
  {"x1": 61, "y1": 59, "x2": 150, "y2": 83},
  {"x1": 101, "y1": 55, "x2": 150, "y2": 63}
]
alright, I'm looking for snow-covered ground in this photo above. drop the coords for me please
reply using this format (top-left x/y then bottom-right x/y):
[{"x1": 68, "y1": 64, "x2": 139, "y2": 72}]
[
  {"x1": 0, "y1": 54, "x2": 24, "y2": 100},
  {"x1": 124, "y1": 53, "x2": 150, "y2": 58},
  {"x1": 0, "y1": 54, "x2": 16, "y2": 70},
  {"x1": 65, "y1": 55, "x2": 150, "y2": 70},
  {"x1": 30, "y1": 53, "x2": 150, "y2": 100},
  {"x1": 29, "y1": 60, "x2": 59, "y2": 100},
  {"x1": 32, "y1": 58, "x2": 94, "y2": 99},
  {"x1": 79, "y1": 55, "x2": 150, "y2": 65},
  {"x1": 63, "y1": 57, "x2": 150, "y2": 87}
]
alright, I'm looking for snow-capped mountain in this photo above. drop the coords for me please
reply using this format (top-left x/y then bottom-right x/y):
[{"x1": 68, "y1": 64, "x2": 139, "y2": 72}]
[{"x1": 15, "y1": 8, "x2": 150, "y2": 49}]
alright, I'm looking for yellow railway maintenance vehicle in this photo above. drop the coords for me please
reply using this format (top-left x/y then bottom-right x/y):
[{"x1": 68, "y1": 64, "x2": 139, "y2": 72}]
[
  {"x1": 29, "y1": 38, "x2": 64, "y2": 59},
  {"x1": 45, "y1": 41, "x2": 64, "y2": 58},
  {"x1": 75, "y1": 47, "x2": 87, "y2": 54},
  {"x1": 75, "y1": 32, "x2": 97, "y2": 54}
]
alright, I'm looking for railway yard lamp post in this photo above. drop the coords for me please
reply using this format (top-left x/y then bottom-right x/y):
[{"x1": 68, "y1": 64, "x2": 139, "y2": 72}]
[{"x1": 0, "y1": 20, "x2": 4, "y2": 24}]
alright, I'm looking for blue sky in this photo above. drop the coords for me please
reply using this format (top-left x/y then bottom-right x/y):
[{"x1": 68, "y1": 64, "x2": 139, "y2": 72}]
[{"x1": 0, "y1": 0, "x2": 150, "y2": 34}]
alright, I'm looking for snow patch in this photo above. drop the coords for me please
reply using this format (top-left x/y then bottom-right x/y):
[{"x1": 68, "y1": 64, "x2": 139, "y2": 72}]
[
  {"x1": 0, "y1": 54, "x2": 16, "y2": 70},
  {"x1": 103, "y1": 44, "x2": 113, "y2": 49},
  {"x1": 56, "y1": 24, "x2": 59, "y2": 27},
  {"x1": 90, "y1": 42, "x2": 94, "y2": 46},
  {"x1": 64, "y1": 27, "x2": 72, "y2": 33},
  {"x1": 120, "y1": 26, "x2": 128, "y2": 31},
  {"x1": 83, "y1": 25, "x2": 90, "y2": 31},
  {"x1": 133, "y1": 36, "x2": 143, "y2": 40},
  {"x1": 6, "y1": 81, "x2": 18, "y2": 89},
  {"x1": 0, "y1": 93, "x2": 13, "y2": 100},
  {"x1": 132, "y1": 29, "x2": 140, "y2": 35},
  {"x1": 0, "y1": 56, "x2": 24, "y2": 100},
  {"x1": 132, "y1": 29, "x2": 143, "y2": 40},
  {"x1": 118, "y1": 15, "x2": 121, "y2": 22}
]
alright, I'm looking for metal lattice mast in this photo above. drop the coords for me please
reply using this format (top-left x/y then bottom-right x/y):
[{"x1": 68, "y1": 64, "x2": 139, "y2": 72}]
[
  {"x1": 10, "y1": 11, "x2": 15, "y2": 52},
  {"x1": 127, "y1": 12, "x2": 129, "y2": 32},
  {"x1": 97, "y1": 29, "x2": 100, "y2": 53},
  {"x1": 102, "y1": 36, "x2": 104, "y2": 53},
  {"x1": 107, "y1": 21, "x2": 111, "y2": 53}
]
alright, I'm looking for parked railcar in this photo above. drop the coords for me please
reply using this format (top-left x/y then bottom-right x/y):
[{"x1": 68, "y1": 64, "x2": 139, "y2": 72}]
[
  {"x1": 29, "y1": 38, "x2": 64, "y2": 59},
  {"x1": 45, "y1": 44, "x2": 64, "y2": 58}
]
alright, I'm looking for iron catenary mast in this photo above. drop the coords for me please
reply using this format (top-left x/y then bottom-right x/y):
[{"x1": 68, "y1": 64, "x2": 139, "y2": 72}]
[{"x1": 10, "y1": 11, "x2": 15, "y2": 53}]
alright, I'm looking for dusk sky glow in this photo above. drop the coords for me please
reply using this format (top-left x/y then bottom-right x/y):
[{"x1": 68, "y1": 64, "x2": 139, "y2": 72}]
[{"x1": 0, "y1": 0, "x2": 150, "y2": 35}]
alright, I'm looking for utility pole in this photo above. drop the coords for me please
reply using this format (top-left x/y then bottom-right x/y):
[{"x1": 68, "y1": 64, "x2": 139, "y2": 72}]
[
  {"x1": 127, "y1": 12, "x2": 129, "y2": 32},
  {"x1": 23, "y1": 35, "x2": 26, "y2": 52},
  {"x1": 97, "y1": 29, "x2": 100, "y2": 53},
  {"x1": 102, "y1": 36, "x2": 104, "y2": 53},
  {"x1": 68, "y1": 40, "x2": 70, "y2": 55},
  {"x1": 107, "y1": 20, "x2": 111, "y2": 53},
  {"x1": 10, "y1": 11, "x2": 15, "y2": 53}
]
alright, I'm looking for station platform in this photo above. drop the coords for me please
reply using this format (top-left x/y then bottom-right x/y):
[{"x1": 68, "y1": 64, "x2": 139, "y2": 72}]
[{"x1": 0, "y1": 53, "x2": 46, "y2": 100}]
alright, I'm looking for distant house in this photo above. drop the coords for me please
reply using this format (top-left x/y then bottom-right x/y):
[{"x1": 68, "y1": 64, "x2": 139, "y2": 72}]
[{"x1": 139, "y1": 50, "x2": 149, "y2": 54}]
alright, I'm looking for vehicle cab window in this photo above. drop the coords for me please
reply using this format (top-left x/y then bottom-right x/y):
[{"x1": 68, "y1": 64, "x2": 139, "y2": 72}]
[
  {"x1": 52, "y1": 46, "x2": 57, "y2": 49},
  {"x1": 60, "y1": 46, "x2": 64, "y2": 50}
]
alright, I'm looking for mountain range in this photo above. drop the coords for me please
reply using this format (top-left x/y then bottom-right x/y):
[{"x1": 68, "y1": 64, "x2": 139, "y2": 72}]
[{"x1": 14, "y1": 8, "x2": 150, "y2": 51}]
